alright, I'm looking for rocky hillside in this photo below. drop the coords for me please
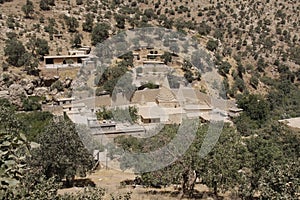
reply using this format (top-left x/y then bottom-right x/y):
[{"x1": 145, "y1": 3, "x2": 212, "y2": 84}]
[{"x1": 0, "y1": 0, "x2": 299, "y2": 110}]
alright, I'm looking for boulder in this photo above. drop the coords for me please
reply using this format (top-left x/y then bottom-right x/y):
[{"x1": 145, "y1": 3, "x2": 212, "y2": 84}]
[
  {"x1": 33, "y1": 87, "x2": 49, "y2": 96},
  {"x1": 42, "y1": 76, "x2": 59, "y2": 87},
  {"x1": 8, "y1": 84, "x2": 27, "y2": 108},
  {"x1": 64, "y1": 79, "x2": 72, "y2": 88}
]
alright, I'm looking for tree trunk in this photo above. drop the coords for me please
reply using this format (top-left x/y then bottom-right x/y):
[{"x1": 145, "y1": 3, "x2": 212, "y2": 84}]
[{"x1": 180, "y1": 169, "x2": 197, "y2": 199}]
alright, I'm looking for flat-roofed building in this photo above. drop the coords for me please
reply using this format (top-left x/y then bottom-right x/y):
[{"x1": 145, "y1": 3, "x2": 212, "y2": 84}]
[
  {"x1": 44, "y1": 54, "x2": 89, "y2": 68},
  {"x1": 54, "y1": 97, "x2": 75, "y2": 105}
]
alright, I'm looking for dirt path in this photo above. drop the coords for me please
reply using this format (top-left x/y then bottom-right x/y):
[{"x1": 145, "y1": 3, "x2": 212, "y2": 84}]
[{"x1": 58, "y1": 167, "x2": 213, "y2": 200}]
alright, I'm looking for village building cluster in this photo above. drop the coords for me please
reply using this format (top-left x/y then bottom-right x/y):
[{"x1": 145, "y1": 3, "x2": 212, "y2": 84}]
[{"x1": 42, "y1": 47, "x2": 243, "y2": 140}]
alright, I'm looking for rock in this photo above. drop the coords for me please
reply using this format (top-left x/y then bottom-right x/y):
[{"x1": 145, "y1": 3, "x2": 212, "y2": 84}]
[
  {"x1": 64, "y1": 79, "x2": 72, "y2": 88},
  {"x1": 34, "y1": 87, "x2": 49, "y2": 96},
  {"x1": 42, "y1": 76, "x2": 58, "y2": 87},
  {"x1": 22, "y1": 80, "x2": 35, "y2": 92},
  {"x1": 51, "y1": 88, "x2": 58, "y2": 95},
  {"x1": 32, "y1": 77, "x2": 42, "y2": 87},
  {"x1": 8, "y1": 84, "x2": 27, "y2": 108},
  {"x1": 20, "y1": 78, "x2": 30, "y2": 86},
  {"x1": 27, "y1": 89, "x2": 33, "y2": 95},
  {"x1": 45, "y1": 94, "x2": 53, "y2": 102}
]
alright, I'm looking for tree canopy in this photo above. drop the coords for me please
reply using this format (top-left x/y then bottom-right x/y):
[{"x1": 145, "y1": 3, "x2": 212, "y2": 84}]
[
  {"x1": 30, "y1": 118, "x2": 94, "y2": 186},
  {"x1": 91, "y1": 23, "x2": 110, "y2": 46}
]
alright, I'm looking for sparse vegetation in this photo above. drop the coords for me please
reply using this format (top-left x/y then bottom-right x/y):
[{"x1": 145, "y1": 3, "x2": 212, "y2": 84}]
[{"x1": 0, "y1": 0, "x2": 299, "y2": 199}]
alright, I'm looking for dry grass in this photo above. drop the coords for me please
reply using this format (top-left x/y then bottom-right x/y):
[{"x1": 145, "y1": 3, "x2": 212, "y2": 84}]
[{"x1": 39, "y1": 67, "x2": 79, "y2": 80}]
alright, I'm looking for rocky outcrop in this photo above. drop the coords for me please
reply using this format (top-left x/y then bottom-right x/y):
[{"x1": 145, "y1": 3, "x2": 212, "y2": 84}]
[
  {"x1": 41, "y1": 76, "x2": 59, "y2": 87},
  {"x1": 33, "y1": 87, "x2": 49, "y2": 97},
  {"x1": 8, "y1": 84, "x2": 27, "y2": 108}
]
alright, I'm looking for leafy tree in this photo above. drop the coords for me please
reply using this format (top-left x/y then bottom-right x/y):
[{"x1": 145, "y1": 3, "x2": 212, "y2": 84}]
[
  {"x1": 71, "y1": 33, "x2": 83, "y2": 48},
  {"x1": 199, "y1": 124, "x2": 247, "y2": 196},
  {"x1": 76, "y1": 0, "x2": 83, "y2": 5},
  {"x1": 39, "y1": 0, "x2": 50, "y2": 10},
  {"x1": 30, "y1": 118, "x2": 94, "y2": 187},
  {"x1": 96, "y1": 106, "x2": 113, "y2": 120},
  {"x1": 257, "y1": 57, "x2": 267, "y2": 72},
  {"x1": 27, "y1": 37, "x2": 49, "y2": 57},
  {"x1": 237, "y1": 62, "x2": 245, "y2": 78},
  {"x1": 50, "y1": 80, "x2": 64, "y2": 91},
  {"x1": 4, "y1": 38, "x2": 29, "y2": 67},
  {"x1": 64, "y1": 16, "x2": 79, "y2": 32},
  {"x1": 36, "y1": 38, "x2": 49, "y2": 57},
  {"x1": 114, "y1": 123, "x2": 247, "y2": 198},
  {"x1": 22, "y1": 0, "x2": 34, "y2": 19},
  {"x1": 289, "y1": 46, "x2": 300, "y2": 65},
  {"x1": 111, "y1": 106, "x2": 138, "y2": 123},
  {"x1": 184, "y1": 70, "x2": 194, "y2": 83},
  {"x1": 237, "y1": 93, "x2": 270, "y2": 123},
  {"x1": 257, "y1": 162, "x2": 299, "y2": 199},
  {"x1": 218, "y1": 61, "x2": 232, "y2": 77},
  {"x1": 197, "y1": 21, "x2": 211, "y2": 35},
  {"x1": 0, "y1": 104, "x2": 29, "y2": 196},
  {"x1": 82, "y1": 13, "x2": 94, "y2": 32},
  {"x1": 115, "y1": 14, "x2": 126, "y2": 29},
  {"x1": 250, "y1": 75, "x2": 259, "y2": 89},
  {"x1": 91, "y1": 23, "x2": 110, "y2": 46},
  {"x1": 206, "y1": 39, "x2": 218, "y2": 51},
  {"x1": 22, "y1": 97, "x2": 42, "y2": 112},
  {"x1": 17, "y1": 111, "x2": 53, "y2": 142},
  {"x1": 6, "y1": 15, "x2": 15, "y2": 29},
  {"x1": 238, "y1": 123, "x2": 300, "y2": 199},
  {"x1": 234, "y1": 77, "x2": 246, "y2": 92},
  {"x1": 161, "y1": 52, "x2": 172, "y2": 64}
]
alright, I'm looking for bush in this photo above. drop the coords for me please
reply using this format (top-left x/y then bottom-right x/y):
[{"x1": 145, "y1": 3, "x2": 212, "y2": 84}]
[
  {"x1": 50, "y1": 80, "x2": 63, "y2": 91},
  {"x1": 4, "y1": 39, "x2": 29, "y2": 67},
  {"x1": 250, "y1": 75, "x2": 259, "y2": 89},
  {"x1": 91, "y1": 23, "x2": 110, "y2": 46},
  {"x1": 22, "y1": 96, "x2": 42, "y2": 111},
  {"x1": 206, "y1": 39, "x2": 218, "y2": 51},
  {"x1": 218, "y1": 61, "x2": 231, "y2": 77}
]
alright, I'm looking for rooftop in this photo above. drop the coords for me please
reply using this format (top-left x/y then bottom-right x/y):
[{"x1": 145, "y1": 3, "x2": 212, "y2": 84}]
[{"x1": 279, "y1": 117, "x2": 300, "y2": 129}]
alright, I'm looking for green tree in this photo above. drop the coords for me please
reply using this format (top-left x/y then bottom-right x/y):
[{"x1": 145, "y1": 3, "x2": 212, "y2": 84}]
[
  {"x1": 82, "y1": 13, "x2": 94, "y2": 32},
  {"x1": 6, "y1": 15, "x2": 15, "y2": 29},
  {"x1": 114, "y1": 123, "x2": 246, "y2": 198},
  {"x1": 0, "y1": 105, "x2": 29, "y2": 196},
  {"x1": 218, "y1": 61, "x2": 232, "y2": 77},
  {"x1": 27, "y1": 37, "x2": 49, "y2": 57},
  {"x1": 206, "y1": 39, "x2": 218, "y2": 51},
  {"x1": 17, "y1": 111, "x2": 53, "y2": 142},
  {"x1": 30, "y1": 118, "x2": 94, "y2": 187},
  {"x1": 22, "y1": 0, "x2": 34, "y2": 19},
  {"x1": 22, "y1": 97, "x2": 42, "y2": 112},
  {"x1": 161, "y1": 52, "x2": 172, "y2": 64},
  {"x1": 96, "y1": 106, "x2": 113, "y2": 120},
  {"x1": 197, "y1": 21, "x2": 211, "y2": 35},
  {"x1": 91, "y1": 23, "x2": 110, "y2": 46},
  {"x1": 39, "y1": 0, "x2": 50, "y2": 10},
  {"x1": 4, "y1": 39, "x2": 29, "y2": 67},
  {"x1": 184, "y1": 70, "x2": 194, "y2": 83},
  {"x1": 237, "y1": 93, "x2": 270, "y2": 123},
  {"x1": 76, "y1": 0, "x2": 83, "y2": 5},
  {"x1": 257, "y1": 162, "x2": 299, "y2": 199},
  {"x1": 114, "y1": 14, "x2": 126, "y2": 29},
  {"x1": 64, "y1": 16, "x2": 79, "y2": 32},
  {"x1": 71, "y1": 33, "x2": 83, "y2": 48},
  {"x1": 250, "y1": 75, "x2": 259, "y2": 89}
]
